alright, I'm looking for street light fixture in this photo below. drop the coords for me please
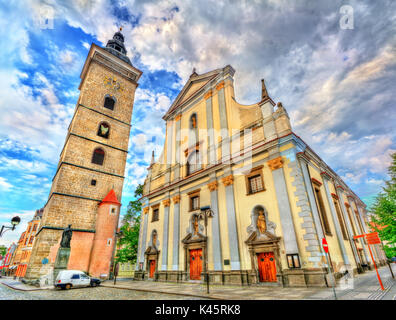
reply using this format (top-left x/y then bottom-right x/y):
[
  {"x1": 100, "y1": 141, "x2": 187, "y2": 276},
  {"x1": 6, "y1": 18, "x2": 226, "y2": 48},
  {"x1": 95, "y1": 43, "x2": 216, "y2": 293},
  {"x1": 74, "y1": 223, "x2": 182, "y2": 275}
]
[
  {"x1": 0, "y1": 216, "x2": 21, "y2": 237},
  {"x1": 199, "y1": 206, "x2": 214, "y2": 294}
]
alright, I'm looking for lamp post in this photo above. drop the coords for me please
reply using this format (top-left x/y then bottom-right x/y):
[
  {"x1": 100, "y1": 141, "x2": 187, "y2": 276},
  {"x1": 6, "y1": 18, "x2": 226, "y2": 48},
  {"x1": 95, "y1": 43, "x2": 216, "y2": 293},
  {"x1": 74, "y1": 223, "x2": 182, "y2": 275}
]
[
  {"x1": 199, "y1": 206, "x2": 214, "y2": 294},
  {"x1": 0, "y1": 216, "x2": 21, "y2": 238}
]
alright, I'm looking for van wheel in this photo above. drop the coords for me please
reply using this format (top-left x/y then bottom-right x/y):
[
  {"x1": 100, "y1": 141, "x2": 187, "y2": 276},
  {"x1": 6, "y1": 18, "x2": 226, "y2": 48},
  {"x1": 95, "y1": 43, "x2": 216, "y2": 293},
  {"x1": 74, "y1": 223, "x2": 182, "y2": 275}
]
[
  {"x1": 91, "y1": 282, "x2": 97, "y2": 287},
  {"x1": 65, "y1": 284, "x2": 72, "y2": 290}
]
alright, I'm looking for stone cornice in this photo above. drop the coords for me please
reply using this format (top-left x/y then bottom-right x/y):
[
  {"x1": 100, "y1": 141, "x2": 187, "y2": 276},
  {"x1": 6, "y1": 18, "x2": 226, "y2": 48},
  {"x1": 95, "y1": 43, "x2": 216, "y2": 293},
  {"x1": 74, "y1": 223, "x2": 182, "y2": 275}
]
[{"x1": 320, "y1": 171, "x2": 331, "y2": 180}]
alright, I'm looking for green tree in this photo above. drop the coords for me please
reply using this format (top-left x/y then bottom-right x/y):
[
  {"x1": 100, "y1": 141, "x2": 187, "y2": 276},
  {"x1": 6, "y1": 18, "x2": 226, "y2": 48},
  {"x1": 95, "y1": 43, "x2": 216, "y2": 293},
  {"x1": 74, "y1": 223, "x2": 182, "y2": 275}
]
[
  {"x1": 0, "y1": 245, "x2": 6, "y2": 258},
  {"x1": 115, "y1": 184, "x2": 143, "y2": 264},
  {"x1": 370, "y1": 152, "x2": 396, "y2": 259}
]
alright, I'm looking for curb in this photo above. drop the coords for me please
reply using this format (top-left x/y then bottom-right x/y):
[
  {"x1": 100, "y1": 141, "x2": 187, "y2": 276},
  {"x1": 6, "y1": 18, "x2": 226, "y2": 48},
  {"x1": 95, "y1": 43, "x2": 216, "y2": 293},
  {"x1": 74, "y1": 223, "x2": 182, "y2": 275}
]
[
  {"x1": 100, "y1": 283, "x2": 221, "y2": 300},
  {"x1": 0, "y1": 281, "x2": 50, "y2": 292}
]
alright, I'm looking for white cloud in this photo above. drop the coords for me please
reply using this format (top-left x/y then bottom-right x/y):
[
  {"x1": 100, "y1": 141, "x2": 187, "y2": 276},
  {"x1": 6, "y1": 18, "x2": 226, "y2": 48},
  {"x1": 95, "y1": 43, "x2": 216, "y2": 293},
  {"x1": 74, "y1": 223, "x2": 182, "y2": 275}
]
[{"x1": 0, "y1": 177, "x2": 13, "y2": 191}]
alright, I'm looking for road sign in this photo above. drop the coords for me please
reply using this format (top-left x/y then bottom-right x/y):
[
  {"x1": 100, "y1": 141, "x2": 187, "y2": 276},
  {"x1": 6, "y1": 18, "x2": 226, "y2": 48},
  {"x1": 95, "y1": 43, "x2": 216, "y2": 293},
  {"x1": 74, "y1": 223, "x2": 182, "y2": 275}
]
[
  {"x1": 322, "y1": 238, "x2": 329, "y2": 253},
  {"x1": 365, "y1": 232, "x2": 381, "y2": 244}
]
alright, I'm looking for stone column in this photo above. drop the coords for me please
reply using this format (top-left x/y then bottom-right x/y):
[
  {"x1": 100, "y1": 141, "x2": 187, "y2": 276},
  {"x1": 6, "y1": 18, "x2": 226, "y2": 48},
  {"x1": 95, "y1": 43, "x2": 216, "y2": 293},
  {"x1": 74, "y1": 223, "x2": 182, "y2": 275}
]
[
  {"x1": 217, "y1": 81, "x2": 230, "y2": 162},
  {"x1": 298, "y1": 156, "x2": 327, "y2": 265},
  {"x1": 138, "y1": 207, "x2": 149, "y2": 270},
  {"x1": 165, "y1": 121, "x2": 173, "y2": 184},
  {"x1": 221, "y1": 174, "x2": 240, "y2": 270},
  {"x1": 320, "y1": 172, "x2": 350, "y2": 266},
  {"x1": 336, "y1": 187, "x2": 361, "y2": 268},
  {"x1": 268, "y1": 156, "x2": 299, "y2": 254},
  {"x1": 208, "y1": 181, "x2": 222, "y2": 270},
  {"x1": 172, "y1": 195, "x2": 181, "y2": 271},
  {"x1": 205, "y1": 90, "x2": 215, "y2": 166},
  {"x1": 161, "y1": 199, "x2": 170, "y2": 271},
  {"x1": 348, "y1": 197, "x2": 370, "y2": 265},
  {"x1": 174, "y1": 114, "x2": 181, "y2": 180}
]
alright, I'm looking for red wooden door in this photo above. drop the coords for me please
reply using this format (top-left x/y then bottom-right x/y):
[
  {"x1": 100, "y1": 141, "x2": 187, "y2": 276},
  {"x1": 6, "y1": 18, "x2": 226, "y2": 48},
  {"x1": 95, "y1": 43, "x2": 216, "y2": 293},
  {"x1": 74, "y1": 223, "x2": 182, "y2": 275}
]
[
  {"x1": 189, "y1": 249, "x2": 203, "y2": 280},
  {"x1": 257, "y1": 252, "x2": 277, "y2": 282},
  {"x1": 149, "y1": 260, "x2": 156, "y2": 278}
]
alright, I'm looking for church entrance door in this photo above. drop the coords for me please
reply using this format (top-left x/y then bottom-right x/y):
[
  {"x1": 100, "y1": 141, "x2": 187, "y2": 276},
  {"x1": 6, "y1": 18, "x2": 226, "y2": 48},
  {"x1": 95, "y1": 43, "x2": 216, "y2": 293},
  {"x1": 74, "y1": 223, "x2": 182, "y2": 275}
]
[
  {"x1": 189, "y1": 249, "x2": 202, "y2": 280},
  {"x1": 149, "y1": 260, "x2": 156, "y2": 278},
  {"x1": 257, "y1": 252, "x2": 277, "y2": 282}
]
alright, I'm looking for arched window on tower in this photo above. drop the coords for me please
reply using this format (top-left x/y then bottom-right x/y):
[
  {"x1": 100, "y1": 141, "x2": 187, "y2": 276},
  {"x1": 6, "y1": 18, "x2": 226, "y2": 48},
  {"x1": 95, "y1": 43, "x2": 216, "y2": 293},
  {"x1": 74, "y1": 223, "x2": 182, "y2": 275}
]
[
  {"x1": 104, "y1": 95, "x2": 116, "y2": 110},
  {"x1": 186, "y1": 150, "x2": 201, "y2": 176},
  {"x1": 97, "y1": 122, "x2": 110, "y2": 139},
  {"x1": 189, "y1": 113, "x2": 198, "y2": 147},
  {"x1": 92, "y1": 148, "x2": 105, "y2": 165}
]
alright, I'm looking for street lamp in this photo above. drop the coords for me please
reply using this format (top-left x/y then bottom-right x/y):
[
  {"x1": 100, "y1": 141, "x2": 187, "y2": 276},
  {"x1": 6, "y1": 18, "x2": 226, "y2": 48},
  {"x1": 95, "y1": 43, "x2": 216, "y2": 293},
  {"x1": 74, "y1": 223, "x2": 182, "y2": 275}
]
[
  {"x1": 199, "y1": 206, "x2": 214, "y2": 294},
  {"x1": 0, "y1": 216, "x2": 21, "y2": 237}
]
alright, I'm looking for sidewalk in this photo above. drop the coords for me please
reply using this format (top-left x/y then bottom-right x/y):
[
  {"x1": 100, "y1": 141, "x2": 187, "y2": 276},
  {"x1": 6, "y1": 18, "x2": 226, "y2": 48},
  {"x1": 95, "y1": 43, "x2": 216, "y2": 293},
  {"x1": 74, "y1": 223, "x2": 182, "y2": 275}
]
[
  {"x1": 0, "y1": 277, "x2": 46, "y2": 291},
  {"x1": 102, "y1": 265, "x2": 396, "y2": 300}
]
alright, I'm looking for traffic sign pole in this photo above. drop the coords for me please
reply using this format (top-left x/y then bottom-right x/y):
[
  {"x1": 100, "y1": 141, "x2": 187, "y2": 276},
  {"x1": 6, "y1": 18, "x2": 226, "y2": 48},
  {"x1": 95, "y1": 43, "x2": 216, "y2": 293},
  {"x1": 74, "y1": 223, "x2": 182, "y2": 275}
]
[
  {"x1": 322, "y1": 238, "x2": 337, "y2": 300},
  {"x1": 367, "y1": 242, "x2": 384, "y2": 291}
]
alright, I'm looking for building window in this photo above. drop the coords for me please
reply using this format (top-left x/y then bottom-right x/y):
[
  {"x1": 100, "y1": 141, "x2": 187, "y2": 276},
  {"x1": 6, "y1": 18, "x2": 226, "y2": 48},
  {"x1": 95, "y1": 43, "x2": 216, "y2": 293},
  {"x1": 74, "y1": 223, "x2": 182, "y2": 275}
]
[
  {"x1": 334, "y1": 200, "x2": 348, "y2": 240},
  {"x1": 152, "y1": 208, "x2": 159, "y2": 222},
  {"x1": 355, "y1": 210, "x2": 364, "y2": 234},
  {"x1": 24, "y1": 238, "x2": 28, "y2": 245},
  {"x1": 104, "y1": 95, "x2": 115, "y2": 110},
  {"x1": 91, "y1": 179, "x2": 97, "y2": 186},
  {"x1": 29, "y1": 236, "x2": 34, "y2": 244},
  {"x1": 286, "y1": 254, "x2": 301, "y2": 268},
  {"x1": 186, "y1": 151, "x2": 201, "y2": 176},
  {"x1": 313, "y1": 187, "x2": 332, "y2": 235},
  {"x1": 32, "y1": 224, "x2": 37, "y2": 232},
  {"x1": 97, "y1": 122, "x2": 110, "y2": 138},
  {"x1": 191, "y1": 196, "x2": 200, "y2": 211},
  {"x1": 92, "y1": 148, "x2": 105, "y2": 165},
  {"x1": 245, "y1": 166, "x2": 265, "y2": 195},
  {"x1": 107, "y1": 238, "x2": 112, "y2": 246},
  {"x1": 27, "y1": 226, "x2": 31, "y2": 233},
  {"x1": 346, "y1": 206, "x2": 357, "y2": 237}
]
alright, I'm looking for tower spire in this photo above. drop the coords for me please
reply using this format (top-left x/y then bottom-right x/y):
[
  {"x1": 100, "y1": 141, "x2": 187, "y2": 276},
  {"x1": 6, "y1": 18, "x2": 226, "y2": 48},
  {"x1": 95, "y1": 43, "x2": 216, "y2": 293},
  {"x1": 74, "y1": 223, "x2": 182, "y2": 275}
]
[
  {"x1": 104, "y1": 27, "x2": 132, "y2": 65},
  {"x1": 261, "y1": 79, "x2": 269, "y2": 101}
]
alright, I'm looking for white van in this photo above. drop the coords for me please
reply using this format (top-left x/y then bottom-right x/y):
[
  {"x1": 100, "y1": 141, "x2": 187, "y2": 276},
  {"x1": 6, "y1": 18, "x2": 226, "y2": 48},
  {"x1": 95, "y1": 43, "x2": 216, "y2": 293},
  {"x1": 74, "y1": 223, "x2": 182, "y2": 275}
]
[{"x1": 55, "y1": 270, "x2": 100, "y2": 290}]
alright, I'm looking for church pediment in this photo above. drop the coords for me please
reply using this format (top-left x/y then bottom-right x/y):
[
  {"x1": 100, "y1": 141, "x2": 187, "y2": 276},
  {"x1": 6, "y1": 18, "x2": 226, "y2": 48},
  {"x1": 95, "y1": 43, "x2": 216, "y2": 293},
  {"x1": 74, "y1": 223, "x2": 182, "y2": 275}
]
[
  {"x1": 163, "y1": 69, "x2": 223, "y2": 119},
  {"x1": 181, "y1": 232, "x2": 206, "y2": 244},
  {"x1": 246, "y1": 231, "x2": 280, "y2": 245}
]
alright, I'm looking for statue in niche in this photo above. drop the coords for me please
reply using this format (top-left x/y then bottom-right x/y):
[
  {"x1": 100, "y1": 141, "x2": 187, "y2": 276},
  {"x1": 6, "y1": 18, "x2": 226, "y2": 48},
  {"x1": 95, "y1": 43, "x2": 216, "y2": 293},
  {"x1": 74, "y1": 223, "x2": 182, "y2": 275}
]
[
  {"x1": 257, "y1": 208, "x2": 267, "y2": 234},
  {"x1": 193, "y1": 215, "x2": 199, "y2": 235},
  {"x1": 152, "y1": 231, "x2": 157, "y2": 248},
  {"x1": 247, "y1": 205, "x2": 276, "y2": 237},
  {"x1": 60, "y1": 224, "x2": 72, "y2": 248}
]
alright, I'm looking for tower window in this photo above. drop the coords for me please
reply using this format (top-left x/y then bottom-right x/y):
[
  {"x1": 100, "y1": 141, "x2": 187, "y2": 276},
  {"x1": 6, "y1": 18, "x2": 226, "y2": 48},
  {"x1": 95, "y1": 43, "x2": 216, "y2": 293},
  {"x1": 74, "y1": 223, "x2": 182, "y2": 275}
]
[
  {"x1": 97, "y1": 122, "x2": 110, "y2": 138},
  {"x1": 152, "y1": 208, "x2": 159, "y2": 222},
  {"x1": 186, "y1": 151, "x2": 201, "y2": 176},
  {"x1": 91, "y1": 179, "x2": 97, "y2": 186},
  {"x1": 92, "y1": 148, "x2": 105, "y2": 165},
  {"x1": 104, "y1": 96, "x2": 115, "y2": 110}
]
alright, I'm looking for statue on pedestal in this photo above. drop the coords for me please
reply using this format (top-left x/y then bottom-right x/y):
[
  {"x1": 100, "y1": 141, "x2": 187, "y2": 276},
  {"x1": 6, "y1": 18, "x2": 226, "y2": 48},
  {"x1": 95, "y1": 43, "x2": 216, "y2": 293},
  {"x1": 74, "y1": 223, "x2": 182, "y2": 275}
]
[{"x1": 60, "y1": 224, "x2": 72, "y2": 248}]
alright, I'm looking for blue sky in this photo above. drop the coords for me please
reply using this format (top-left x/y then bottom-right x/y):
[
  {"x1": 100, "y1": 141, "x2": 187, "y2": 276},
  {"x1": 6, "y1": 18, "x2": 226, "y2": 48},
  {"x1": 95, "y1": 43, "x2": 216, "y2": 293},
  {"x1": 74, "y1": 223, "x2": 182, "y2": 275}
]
[{"x1": 0, "y1": 0, "x2": 395, "y2": 247}]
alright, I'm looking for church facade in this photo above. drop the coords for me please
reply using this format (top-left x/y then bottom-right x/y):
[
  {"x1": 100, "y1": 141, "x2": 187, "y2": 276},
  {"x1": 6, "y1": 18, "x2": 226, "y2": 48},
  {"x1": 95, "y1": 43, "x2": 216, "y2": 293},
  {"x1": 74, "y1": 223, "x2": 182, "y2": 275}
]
[
  {"x1": 134, "y1": 66, "x2": 380, "y2": 287},
  {"x1": 25, "y1": 30, "x2": 142, "y2": 280}
]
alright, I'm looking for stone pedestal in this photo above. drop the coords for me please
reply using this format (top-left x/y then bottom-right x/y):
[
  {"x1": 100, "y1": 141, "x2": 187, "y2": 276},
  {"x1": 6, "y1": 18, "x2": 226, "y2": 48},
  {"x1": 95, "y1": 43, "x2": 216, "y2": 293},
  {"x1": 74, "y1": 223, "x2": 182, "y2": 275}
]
[{"x1": 53, "y1": 247, "x2": 70, "y2": 280}]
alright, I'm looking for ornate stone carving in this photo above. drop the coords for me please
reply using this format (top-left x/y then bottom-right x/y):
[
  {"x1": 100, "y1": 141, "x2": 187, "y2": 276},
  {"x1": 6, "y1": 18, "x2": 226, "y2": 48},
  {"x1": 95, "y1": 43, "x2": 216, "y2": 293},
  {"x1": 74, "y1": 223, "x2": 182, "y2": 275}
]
[
  {"x1": 143, "y1": 207, "x2": 149, "y2": 214},
  {"x1": 267, "y1": 157, "x2": 283, "y2": 171},
  {"x1": 216, "y1": 81, "x2": 225, "y2": 91},
  {"x1": 207, "y1": 181, "x2": 218, "y2": 192},
  {"x1": 162, "y1": 199, "x2": 170, "y2": 207},
  {"x1": 204, "y1": 90, "x2": 212, "y2": 100},
  {"x1": 175, "y1": 114, "x2": 182, "y2": 121},
  {"x1": 172, "y1": 195, "x2": 181, "y2": 204},
  {"x1": 222, "y1": 175, "x2": 234, "y2": 186}
]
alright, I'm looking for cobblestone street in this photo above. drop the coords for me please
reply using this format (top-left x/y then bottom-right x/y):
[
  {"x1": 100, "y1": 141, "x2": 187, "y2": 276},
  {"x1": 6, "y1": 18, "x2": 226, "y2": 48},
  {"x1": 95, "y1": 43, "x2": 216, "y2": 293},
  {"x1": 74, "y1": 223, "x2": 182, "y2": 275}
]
[
  {"x1": 0, "y1": 281, "x2": 201, "y2": 300},
  {"x1": 0, "y1": 264, "x2": 394, "y2": 300}
]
